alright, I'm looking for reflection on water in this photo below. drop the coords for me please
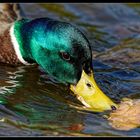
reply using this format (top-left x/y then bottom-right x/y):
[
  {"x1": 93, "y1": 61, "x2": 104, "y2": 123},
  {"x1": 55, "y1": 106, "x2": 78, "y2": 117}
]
[{"x1": 0, "y1": 3, "x2": 140, "y2": 136}]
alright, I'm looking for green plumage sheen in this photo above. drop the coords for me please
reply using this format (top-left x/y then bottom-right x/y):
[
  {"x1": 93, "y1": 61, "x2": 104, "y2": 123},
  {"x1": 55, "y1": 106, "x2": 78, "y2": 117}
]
[{"x1": 14, "y1": 18, "x2": 92, "y2": 84}]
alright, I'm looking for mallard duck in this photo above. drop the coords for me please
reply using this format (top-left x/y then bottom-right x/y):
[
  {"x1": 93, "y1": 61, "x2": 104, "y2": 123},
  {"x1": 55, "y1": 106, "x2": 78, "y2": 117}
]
[{"x1": 0, "y1": 4, "x2": 117, "y2": 112}]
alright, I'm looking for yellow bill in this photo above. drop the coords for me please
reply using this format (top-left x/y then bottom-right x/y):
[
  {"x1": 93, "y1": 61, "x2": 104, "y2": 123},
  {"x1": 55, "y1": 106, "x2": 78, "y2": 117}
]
[{"x1": 70, "y1": 70, "x2": 118, "y2": 112}]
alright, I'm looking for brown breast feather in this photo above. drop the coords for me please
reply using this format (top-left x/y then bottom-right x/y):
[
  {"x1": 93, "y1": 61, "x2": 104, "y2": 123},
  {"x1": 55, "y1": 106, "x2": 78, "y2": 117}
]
[{"x1": 0, "y1": 27, "x2": 22, "y2": 65}]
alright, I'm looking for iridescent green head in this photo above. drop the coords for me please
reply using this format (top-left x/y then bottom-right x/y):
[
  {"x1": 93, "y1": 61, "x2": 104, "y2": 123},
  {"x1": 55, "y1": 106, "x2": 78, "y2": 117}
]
[
  {"x1": 13, "y1": 18, "x2": 92, "y2": 84},
  {"x1": 13, "y1": 18, "x2": 117, "y2": 111}
]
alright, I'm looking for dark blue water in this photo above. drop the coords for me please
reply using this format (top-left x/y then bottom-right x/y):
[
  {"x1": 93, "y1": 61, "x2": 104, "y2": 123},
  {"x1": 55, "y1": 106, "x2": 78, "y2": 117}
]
[{"x1": 0, "y1": 3, "x2": 140, "y2": 136}]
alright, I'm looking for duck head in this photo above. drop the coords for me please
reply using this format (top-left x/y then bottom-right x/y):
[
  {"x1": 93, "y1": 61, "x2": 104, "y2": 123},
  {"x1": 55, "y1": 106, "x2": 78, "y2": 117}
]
[{"x1": 13, "y1": 18, "x2": 117, "y2": 111}]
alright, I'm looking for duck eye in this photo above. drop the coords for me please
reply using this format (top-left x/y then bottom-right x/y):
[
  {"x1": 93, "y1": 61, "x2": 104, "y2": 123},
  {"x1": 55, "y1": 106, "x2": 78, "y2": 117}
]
[{"x1": 60, "y1": 52, "x2": 70, "y2": 61}]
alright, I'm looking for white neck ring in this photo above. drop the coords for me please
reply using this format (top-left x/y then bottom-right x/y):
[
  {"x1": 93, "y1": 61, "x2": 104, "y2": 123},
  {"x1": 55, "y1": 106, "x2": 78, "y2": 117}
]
[{"x1": 10, "y1": 24, "x2": 31, "y2": 65}]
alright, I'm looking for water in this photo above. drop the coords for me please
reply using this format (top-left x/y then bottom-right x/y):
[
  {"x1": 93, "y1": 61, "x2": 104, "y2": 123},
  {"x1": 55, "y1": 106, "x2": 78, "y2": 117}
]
[{"x1": 0, "y1": 3, "x2": 140, "y2": 136}]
